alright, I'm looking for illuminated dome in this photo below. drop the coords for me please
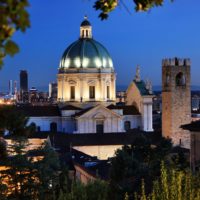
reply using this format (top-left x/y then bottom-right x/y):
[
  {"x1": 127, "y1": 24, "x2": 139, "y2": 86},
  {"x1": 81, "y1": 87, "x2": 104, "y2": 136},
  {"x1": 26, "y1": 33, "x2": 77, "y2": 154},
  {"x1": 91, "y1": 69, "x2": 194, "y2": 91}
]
[
  {"x1": 59, "y1": 16, "x2": 113, "y2": 69},
  {"x1": 59, "y1": 39, "x2": 113, "y2": 69}
]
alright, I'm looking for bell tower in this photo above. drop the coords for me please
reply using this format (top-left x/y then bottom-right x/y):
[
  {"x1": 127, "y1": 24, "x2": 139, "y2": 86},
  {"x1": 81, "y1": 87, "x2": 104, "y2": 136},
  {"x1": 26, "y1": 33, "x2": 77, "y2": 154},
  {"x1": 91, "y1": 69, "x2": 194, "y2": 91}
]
[{"x1": 162, "y1": 57, "x2": 191, "y2": 147}]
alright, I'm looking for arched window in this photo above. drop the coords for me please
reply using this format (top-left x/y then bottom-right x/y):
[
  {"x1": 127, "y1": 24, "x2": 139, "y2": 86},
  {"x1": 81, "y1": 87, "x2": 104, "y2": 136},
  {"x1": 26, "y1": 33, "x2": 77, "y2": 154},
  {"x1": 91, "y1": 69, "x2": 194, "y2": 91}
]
[
  {"x1": 86, "y1": 30, "x2": 88, "y2": 37},
  {"x1": 124, "y1": 121, "x2": 131, "y2": 131},
  {"x1": 176, "y1": 72, "x2": 186, "y2": 86},
  {"x1": 50, "y1": 122, "x2": 57, "y2": 132}
]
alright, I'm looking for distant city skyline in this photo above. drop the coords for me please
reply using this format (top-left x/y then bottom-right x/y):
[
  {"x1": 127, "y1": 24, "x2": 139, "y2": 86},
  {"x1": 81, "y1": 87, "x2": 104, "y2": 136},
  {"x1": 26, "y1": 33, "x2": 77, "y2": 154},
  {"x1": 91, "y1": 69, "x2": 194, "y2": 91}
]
[{"x1": 0, "y1": 0, "x2": 200, "y2": 90}]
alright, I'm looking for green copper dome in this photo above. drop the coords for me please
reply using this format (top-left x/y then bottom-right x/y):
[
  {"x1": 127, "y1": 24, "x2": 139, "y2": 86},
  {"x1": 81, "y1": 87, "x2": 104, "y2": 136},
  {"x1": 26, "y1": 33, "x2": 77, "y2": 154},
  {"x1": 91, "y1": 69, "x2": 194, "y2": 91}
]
[{"x1": 59, "y1": 38, "x2": 114, "y2": 69}]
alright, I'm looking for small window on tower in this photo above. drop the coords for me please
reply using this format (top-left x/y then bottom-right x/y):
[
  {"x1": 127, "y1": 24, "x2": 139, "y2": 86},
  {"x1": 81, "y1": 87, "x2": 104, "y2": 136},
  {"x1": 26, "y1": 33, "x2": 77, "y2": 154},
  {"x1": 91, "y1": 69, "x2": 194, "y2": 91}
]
[
  {"x1": 70, "y1": 86, "x2": 75, "y2": 100},
  {"x1": 176, "y1": 72, "x2": 186, "y2": 86},
  {"x1": 107, "y1": 86, "x2": 110, "y2": 99},
  {"x1": 165, "y1": 73, "x2": 170, "y2": 86},
  {"x1": 89, "y1": 86, "x2": 95, "y2": 99},
  {"x1": 86, "y1": 30, "x2": 88, "y2": 37}
]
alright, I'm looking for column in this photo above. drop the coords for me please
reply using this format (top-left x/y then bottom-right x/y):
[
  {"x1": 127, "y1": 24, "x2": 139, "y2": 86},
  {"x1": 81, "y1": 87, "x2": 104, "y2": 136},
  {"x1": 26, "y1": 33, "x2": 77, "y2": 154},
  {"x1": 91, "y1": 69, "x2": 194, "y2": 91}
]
[
  {"x1": 147, "y1": 104, "x2": 154, "y2": 131},
  {"x1": 143, "y1": 104, "x2": 148, "y2": 131}
]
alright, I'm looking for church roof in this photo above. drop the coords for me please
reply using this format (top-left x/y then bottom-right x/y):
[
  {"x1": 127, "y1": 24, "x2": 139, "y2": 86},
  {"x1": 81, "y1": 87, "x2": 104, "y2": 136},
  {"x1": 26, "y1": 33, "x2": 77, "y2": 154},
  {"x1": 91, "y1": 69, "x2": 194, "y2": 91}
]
[
  {"x1": 15, "y1": 105, "x2": 61, "y2": 117},
  {"x1": 80, "y1": 19, "x2": 91, "y2": 26},
  {"x1": 181, "y1": 120, "x2": 200, "y2": 132},
  {"x1": 39, "y1": 131, "x2": 161, "y2": 147},
  {"x1": 107, "y1": 105, "x2": 140, "y2": 115},
  {"x1": 134, "y1": 80, "x2": 152, "y2": 96},
  {"x1": 60, "y1": 105, "x2": 82, "y2": 111},
  {"x1": 72, "y1": 106, "x2": 94, "y2": 117}
]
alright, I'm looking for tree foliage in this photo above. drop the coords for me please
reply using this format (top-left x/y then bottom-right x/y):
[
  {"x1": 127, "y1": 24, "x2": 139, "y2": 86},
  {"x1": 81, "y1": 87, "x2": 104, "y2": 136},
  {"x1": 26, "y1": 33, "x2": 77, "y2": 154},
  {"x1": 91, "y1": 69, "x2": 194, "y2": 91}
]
[
  {"x1": 0, "y1": 0, "x2": 30, "y2": 66},
  {"x1": 108, "y1": 135, "x2": 190, "y2": 199},
  {"x1": 136, "y1": 162, "x2": 200, "y2": 200},
  {"x1": 0, "y1": 139, "x2": 60, "y2": 200},
  {"x1": 109, "y1": 135, "x2": 172, "y2": 186},
  {"x1": 94, "y1": 0, "x2": 173, "y2": 20},
  {"x1": 56, "y1": 179, "x2": 109, "y2": 200}
]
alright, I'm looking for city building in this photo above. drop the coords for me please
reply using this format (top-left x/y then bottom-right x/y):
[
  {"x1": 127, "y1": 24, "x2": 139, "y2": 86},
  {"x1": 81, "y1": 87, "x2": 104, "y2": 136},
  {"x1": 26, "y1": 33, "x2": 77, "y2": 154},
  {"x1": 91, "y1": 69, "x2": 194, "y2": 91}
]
[
  {"x1": 8, "y1": 80, "x2": 13, "y2": 95},
  {"x1": 49, "y1": 82, "x2": 57, "y2": 102},
  {"x1": 20, "y1": 70, "x2": 28, "y2": 102},
  {"x1": 20, "y1": 70, "x2": 28, "y2": 93}
]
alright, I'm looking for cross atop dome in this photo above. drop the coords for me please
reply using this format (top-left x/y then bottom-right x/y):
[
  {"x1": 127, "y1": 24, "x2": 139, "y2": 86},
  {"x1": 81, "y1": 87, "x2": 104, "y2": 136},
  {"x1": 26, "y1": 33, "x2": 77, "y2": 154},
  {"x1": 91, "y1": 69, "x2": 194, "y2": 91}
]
[{"x1": 80, "y1": 16, "x2": 92, "y2": 39}]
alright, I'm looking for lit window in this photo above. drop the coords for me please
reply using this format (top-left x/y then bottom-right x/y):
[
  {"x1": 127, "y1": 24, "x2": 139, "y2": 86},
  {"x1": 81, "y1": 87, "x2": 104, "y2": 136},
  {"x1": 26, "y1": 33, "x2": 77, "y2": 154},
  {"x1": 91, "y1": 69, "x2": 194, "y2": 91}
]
[
  {"x1": 107, "y1": 86, "x2": 110, "y2": 99},
  {"x1": 89, "y1": 86, "x2": 95, "y2": 99},
  {"x1": 70, "y1": 86, "x2": 75, "y2": 100}
]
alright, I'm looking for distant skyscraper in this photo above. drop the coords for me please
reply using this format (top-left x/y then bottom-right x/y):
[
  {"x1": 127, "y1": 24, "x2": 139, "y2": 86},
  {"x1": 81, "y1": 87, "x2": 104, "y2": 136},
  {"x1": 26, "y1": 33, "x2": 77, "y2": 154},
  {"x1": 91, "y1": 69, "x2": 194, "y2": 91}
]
[
  {"x1": 20, "y1": 70, "x2": 28, "y2": 92},
  {"x1": 49, "y1": 82, "x2": 57, "y2": 98},
  {"x1": 14, "y1": 81, "x2": 17, "y2": 100},
  {"x1": 9, "y1": 80, "x2": 13, "y2": 95}
]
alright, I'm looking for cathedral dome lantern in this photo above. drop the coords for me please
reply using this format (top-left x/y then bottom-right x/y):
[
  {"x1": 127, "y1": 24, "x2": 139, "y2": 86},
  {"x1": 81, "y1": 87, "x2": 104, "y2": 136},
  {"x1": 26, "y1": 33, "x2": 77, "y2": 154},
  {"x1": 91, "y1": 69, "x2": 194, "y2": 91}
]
[{"x1": 80, "y1": 16, "x2": 92, "y2": 38}]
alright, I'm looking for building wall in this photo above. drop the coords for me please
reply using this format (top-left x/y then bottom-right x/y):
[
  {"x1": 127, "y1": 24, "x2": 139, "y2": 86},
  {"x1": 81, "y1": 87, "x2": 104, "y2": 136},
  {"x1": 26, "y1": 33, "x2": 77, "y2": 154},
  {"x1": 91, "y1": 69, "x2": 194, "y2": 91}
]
[
  {"x1": 28, "y1": 117, "x2": 62, "y2": 132},
  {"x1": 126, "y1": 81, "x2": 153, "y2": 132},
  {"x1": 61, "y1": 117, "x2": 76, "y2": 133},
  {"x1": 126, "y1": 81, "x2": 142, "y2": 112},
  {"x1": 73, "y1": 145, "x2": 123, "y2": 160},
  {"x1": 122, "y1": 115, "x2": 142, "y2": 129},
  {"x1": 76, "y1": 117, "x2": 123, "y2": 134},
  {"x1": 190, "y1": 131, "x2": 200, "y2": 171},
  {"x1": 75, "y1": 105, "x2": 124, "y2": 133},
  {"x1": 74, "y1": 164, "x2": 96, "y2": 184},
  {"x1": 57, "y1": 72, "x2": 116, "y2": 102},
  {"x1": 162, "y1": 58, "x2": 191, "y2": 147}
]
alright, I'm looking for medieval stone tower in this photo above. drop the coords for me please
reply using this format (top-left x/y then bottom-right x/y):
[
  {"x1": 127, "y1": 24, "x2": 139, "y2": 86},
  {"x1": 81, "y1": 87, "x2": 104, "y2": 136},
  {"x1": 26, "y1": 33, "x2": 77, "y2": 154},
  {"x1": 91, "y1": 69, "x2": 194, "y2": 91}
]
[{"x1": 162, "y1": 57, "x2": 191, "y2": 147}]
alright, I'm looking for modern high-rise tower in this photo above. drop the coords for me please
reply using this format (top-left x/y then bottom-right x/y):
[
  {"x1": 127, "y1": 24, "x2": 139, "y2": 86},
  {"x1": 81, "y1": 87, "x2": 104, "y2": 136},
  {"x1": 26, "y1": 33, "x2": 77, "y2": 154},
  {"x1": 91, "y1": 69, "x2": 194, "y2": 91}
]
[
  {"x1": 20, "y1": 70, "x2": 28, "y2": 93},
  {"x1": 162, "y1": 57, "x2": 191, "y2": 147},
  {"x1": 9, "y1": 80, "x2": 13, "y2": 95}
]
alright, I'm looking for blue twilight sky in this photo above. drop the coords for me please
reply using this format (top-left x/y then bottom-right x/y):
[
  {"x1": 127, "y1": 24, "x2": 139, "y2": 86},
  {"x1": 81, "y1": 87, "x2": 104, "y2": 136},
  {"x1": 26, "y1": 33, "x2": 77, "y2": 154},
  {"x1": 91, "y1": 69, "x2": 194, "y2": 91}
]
[{"x1": 0, "y1": 0, "x2": 200, "y2": 92}]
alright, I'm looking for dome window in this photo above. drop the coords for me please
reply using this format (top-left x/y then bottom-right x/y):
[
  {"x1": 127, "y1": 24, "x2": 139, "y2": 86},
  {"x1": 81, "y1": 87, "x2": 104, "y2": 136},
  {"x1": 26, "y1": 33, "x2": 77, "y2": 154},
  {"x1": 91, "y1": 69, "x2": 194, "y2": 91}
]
[
  {"x1": 95, "y1": 58, "x2": 102, "y2": 68},
  {"x1": 82, "y1": 57, "x2": 89, "y2": 68},
  {"x1": 74, "y1": 57, "x2": 81, "y2": 68}
]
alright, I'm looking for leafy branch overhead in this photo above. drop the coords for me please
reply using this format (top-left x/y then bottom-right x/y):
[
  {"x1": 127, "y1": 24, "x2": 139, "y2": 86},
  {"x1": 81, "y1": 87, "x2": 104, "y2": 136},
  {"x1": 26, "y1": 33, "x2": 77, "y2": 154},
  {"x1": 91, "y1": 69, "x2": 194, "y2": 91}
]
[
  {"x1": 94, "y1": 0, "x2": 170, "y2": 19},
  {"x1": 0, "y1": 0, "x2": 30, "y2": 66}
]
